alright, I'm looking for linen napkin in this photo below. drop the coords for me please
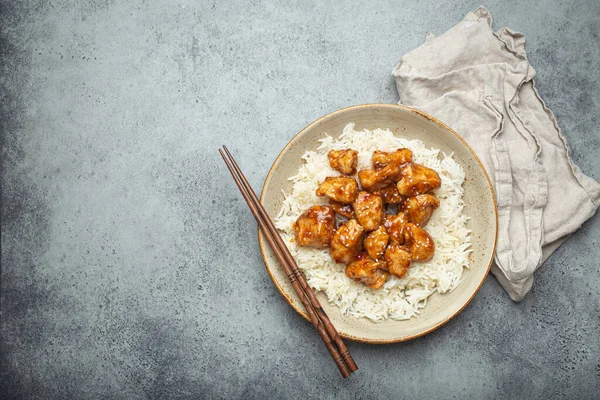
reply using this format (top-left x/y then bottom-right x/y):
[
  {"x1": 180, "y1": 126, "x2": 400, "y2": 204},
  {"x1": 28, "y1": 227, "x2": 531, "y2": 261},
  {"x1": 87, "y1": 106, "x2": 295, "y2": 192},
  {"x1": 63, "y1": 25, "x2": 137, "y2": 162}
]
[{"x1": 392, "y1": 7, "x2": 600, "y2": 300}]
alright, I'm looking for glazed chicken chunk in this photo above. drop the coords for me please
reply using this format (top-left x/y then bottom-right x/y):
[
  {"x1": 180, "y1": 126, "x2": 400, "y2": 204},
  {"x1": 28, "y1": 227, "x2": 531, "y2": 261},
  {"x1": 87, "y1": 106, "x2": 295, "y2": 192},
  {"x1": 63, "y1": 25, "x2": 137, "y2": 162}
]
[
  {"x1": 402, "y1": 194, "x2": 440, "y2": 227},
  {"x1": 364, "y1": 226, "x2": 389, "y2": 260},
  {"x1": 397, "y1": 163, "x2": 441, "y2": 196},
  {"x1": 316, "y1": 176, "x2": 359, "y2": 204},
  {"x1": 372, "y1": 148, "x2": 413, "y2": 169},
  {"x1": 328, "y1": 149, "x2": 359, "y2": 175},
  {"x1": 384, "y1": 212, "x2": 408, "y2": 245},
  {"x1": 345, "y1": 256, "x2": 389, "y2": 289},
  {"x1": 357, "y1": 163, "x2": 402, "y2": 192},
  {"x1": 328, "y1": 199, "x2": 355, "y2": 219},
  {"x1": 293, "y1": 205, "x2": 336, "y2": 248},
  {"x1": 374, "y1": 184, "x2": 405, "y2": 205},
  {"x1": 330, "y1": 219, "x2": 364, "y2": 264},
  {"x1": 403, "y1": 223, "x2": 435, "y2": 261},
  {"x1": 384, "y1": 243, "x2": 412, "y2": 278},
  {"x1": 352, "y1": 191, "x2": 385, "y2": 231}
]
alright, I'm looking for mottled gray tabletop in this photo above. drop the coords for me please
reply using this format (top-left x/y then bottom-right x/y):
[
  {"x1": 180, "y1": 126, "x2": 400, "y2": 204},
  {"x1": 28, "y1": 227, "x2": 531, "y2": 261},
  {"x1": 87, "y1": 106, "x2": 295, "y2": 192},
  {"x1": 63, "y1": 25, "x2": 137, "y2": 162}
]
[{"x1": 2, "y1": 1, "x2": 599, "y2": 399}]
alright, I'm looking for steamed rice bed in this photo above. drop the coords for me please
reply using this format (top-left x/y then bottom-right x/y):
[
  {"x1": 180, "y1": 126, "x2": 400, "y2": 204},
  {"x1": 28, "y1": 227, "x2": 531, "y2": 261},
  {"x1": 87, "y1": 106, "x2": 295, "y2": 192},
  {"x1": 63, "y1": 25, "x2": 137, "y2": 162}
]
[{"x1": 275, "y1": 123, "x2": 472, "y2": 322}]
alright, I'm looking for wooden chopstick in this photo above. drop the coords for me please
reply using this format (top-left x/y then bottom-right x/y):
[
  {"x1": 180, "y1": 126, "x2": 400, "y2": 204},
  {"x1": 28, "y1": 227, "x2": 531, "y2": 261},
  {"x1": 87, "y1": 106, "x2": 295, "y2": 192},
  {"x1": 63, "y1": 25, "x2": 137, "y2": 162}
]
[
  {"x1": 221, "y1": 146, "x2": 358, "y2": 373},
  {"x1": 219, "y1": 146, "x2": 357, "y2": 378},
  {"x1": 218, "y1": 148, "x2": 351, "y2": 378}
]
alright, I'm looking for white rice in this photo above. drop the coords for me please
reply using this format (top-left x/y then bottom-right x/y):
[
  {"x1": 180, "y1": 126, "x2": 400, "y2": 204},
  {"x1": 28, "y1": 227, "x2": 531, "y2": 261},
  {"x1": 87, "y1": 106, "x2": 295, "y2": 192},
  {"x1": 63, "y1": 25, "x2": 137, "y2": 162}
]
[{"x1": 274, "y1": 123, "x2": 472, "y2": 322}]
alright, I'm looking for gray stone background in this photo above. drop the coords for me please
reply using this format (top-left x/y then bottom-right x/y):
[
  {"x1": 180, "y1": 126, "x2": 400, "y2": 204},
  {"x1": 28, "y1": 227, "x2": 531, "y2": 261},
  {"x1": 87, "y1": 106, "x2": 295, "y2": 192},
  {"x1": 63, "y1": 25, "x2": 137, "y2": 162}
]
[{"x1": 2, "y1": 0, "x2": 599, "y2": 398}]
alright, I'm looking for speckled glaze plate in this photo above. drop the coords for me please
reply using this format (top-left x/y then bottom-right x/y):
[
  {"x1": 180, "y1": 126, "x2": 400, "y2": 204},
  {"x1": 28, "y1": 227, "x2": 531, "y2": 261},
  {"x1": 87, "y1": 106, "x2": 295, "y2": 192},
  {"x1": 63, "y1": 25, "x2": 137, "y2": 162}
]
[{"x1": 259, "y1": 104, "x2": 497, "y2": 344}]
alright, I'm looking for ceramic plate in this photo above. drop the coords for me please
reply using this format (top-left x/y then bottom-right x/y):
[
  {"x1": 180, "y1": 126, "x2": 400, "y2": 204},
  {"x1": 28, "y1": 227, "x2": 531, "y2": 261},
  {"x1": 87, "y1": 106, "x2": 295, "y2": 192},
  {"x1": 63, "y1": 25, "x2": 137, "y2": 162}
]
[{"x1": 259, "y1": 104, "x2": 497, "y2": 343}]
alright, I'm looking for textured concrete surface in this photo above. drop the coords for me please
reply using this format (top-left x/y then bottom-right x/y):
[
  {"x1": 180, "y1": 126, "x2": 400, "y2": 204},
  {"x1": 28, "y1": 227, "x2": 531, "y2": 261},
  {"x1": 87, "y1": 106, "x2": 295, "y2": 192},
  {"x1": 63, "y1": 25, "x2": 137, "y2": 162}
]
[{"x1": 2, "y1": 1, "x2": 599, "y2": 398}]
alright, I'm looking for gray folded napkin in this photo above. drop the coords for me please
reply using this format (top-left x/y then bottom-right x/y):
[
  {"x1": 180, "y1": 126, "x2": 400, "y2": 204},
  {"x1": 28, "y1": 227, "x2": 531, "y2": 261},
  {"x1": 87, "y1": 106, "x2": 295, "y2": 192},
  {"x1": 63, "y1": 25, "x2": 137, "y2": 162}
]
[{"x1": 392, "y1": 7, "x2": 600, "y2": 300}]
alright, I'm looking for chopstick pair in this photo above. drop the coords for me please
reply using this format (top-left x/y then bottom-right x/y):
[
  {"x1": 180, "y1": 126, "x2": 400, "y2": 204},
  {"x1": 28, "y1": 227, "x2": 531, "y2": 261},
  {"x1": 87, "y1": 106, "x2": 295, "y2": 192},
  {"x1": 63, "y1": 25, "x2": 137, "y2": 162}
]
[{"x1": 219, "y1": 146, "x2": 358, "y2": 378}]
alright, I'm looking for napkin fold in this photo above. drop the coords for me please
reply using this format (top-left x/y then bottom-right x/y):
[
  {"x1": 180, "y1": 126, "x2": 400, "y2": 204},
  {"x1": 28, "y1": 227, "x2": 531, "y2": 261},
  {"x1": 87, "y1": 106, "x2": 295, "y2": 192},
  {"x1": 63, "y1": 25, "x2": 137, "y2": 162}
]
[{"x1": 392, "y1": 7, "x2": 600, "y2": 300}]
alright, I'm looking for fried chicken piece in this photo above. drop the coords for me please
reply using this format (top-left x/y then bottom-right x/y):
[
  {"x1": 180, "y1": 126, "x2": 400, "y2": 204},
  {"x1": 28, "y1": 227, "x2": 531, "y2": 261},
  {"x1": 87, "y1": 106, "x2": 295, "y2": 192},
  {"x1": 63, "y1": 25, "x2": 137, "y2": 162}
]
[
  {"x1": 372, "y1": 148, "x2": 413, "y2": 169},
  {"x1": 328, "y1": 149, "x2": 359, "y2": 175},
  {"x1": 397, "y1": 163, "x2": 441, "y2": 196},
  {"x1": 330, "y1": 219, "x2": 364, "y2": 264},
  {"x1": 316, "y1": 176, "x2": 359, "y2": 204},
  {"x1": 345, "y1": 256, "x2": 389, "y2": 289},
  {"x1": 403, "y1": 223, "x2": 435, "y2": 261},
  {"x1": 364, "y1": 226, "x2": 389, "y2": 260},
  {"x1": 328, "y1": 199, "x2": 355, "y2": 219},
  {"x1": 357, "y1": 163, "x2": 402, "y2": 192},
  {"x1": 384, "y1": 243, "x2": 412, "y2": 278},
  {"x1": 402, "y1": 194, "x2": 440, "y2": 227},
  {"x1": 352, "y1": 191, "x2": 385, "y2": 231},
  {"x1": 383, "y1": 212, "x2": 408, "y2": 245},
  {"x1": 293, "y1": 205, "x2": 336, "y2": 248},
  {"x1": 374, "y1": 184, "x2": 405, "y2": 205}
]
